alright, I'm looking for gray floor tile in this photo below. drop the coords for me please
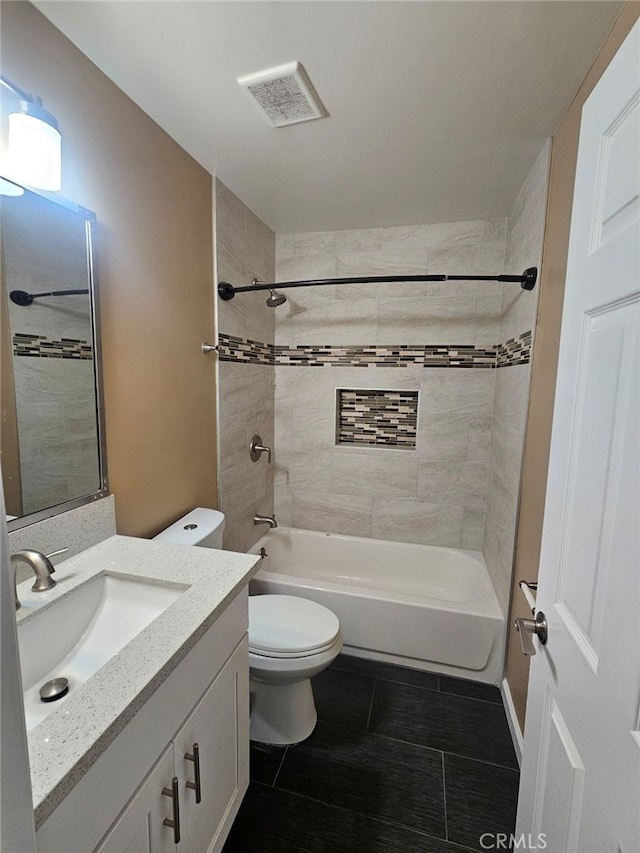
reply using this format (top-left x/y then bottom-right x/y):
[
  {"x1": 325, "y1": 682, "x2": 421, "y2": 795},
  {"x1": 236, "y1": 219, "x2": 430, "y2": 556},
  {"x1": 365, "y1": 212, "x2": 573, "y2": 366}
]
[
  {"x1": 439, "y1": 675, "x2": 502, "y2": 705},
  {"x1": 225, "y1": 782, "x2": 468, "y2": 853},
  {"x1": 369, "y1": 681, "x2": 518, "y2": 769},
  {"x1": 249, "y1": 743, "x2": 287, "y2": 786},
  {"x1": 312, "y1": 667, "x2": 374, "y2": 731},
  {"x1": 333, "y1": 654, "x2": 440, "y2": 691},
  {"x1": 228, "y1": 658, "x2": 518, "y2": 851},
  {"x1": 444, "y1": 754, "x2": 520, "y2": 851},
  {"x1": 276, "y1": 721, "x2": 446, "y2": 837}
]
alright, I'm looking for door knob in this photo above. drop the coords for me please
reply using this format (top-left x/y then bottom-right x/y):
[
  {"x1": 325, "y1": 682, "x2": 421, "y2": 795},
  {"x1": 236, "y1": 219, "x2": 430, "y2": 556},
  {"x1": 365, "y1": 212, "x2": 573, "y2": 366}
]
[{"x1": 515, "y1": 611, "x2": 548, "y2": 656}]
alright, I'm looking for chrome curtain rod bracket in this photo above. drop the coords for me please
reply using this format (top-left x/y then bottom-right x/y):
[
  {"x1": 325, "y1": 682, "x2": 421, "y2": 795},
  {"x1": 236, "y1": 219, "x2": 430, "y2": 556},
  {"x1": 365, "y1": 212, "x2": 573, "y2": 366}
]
[{"x1": 218, "y1": 267, "x2": 537, "y2": 301}]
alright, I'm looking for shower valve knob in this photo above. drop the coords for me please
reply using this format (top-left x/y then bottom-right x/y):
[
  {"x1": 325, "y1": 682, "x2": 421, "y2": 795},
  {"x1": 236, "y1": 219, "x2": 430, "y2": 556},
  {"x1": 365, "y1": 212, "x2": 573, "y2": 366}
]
[{"x1": 250, "y1": 434, "x2": 272, "y2": 463}]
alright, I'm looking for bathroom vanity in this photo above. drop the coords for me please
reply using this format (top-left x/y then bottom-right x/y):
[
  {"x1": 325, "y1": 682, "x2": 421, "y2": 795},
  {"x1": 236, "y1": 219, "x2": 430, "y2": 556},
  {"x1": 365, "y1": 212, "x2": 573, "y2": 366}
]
[{"x1": 18, "y1": 536, "x2": 259, "y2": 853}]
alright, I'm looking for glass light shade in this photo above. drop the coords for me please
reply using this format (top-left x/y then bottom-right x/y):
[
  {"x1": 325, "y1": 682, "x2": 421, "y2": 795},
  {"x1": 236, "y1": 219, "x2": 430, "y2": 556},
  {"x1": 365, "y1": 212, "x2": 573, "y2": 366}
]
[
  {"x1": 0, "y1": 177, "x2": 24, "y2": 196},
  {"x1": 4, "y1": 111, "x2": 61, "y2": 191}
]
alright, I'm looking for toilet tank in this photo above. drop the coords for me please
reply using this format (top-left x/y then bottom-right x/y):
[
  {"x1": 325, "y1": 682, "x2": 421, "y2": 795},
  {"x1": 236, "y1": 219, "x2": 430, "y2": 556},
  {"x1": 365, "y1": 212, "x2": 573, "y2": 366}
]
[{"x1": 153, "y1": 508, "x2": 225, "y2": 549}]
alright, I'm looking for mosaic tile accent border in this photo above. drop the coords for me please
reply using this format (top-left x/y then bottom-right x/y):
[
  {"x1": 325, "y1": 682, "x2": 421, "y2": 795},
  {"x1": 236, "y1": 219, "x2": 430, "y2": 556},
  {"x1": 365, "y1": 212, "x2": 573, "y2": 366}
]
[
  {"x1": 337, "y1": 389, "x2": 418, "y2": 447},
  {"x1": 496, "y1": 330, "x2": 532, "y2": 367},
  {"x1": 13, "y1": 333, "x2": 93, "y2": 360},
  {"x1": 274, "y1": 343, "x2": 497, "y2": 367},
  {"x1": 218, "y1": 331, "x2": 532, "y2": 368},
  {"x1": 218, "y1": 333, "x2": 272, "y2": 364}
]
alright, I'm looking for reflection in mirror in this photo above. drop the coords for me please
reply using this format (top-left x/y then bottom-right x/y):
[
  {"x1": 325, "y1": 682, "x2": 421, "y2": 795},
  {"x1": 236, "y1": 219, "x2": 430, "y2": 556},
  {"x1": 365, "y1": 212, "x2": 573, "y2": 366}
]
[{"x1": 1, "y1": 180, "x2": 107, "y2": 526}]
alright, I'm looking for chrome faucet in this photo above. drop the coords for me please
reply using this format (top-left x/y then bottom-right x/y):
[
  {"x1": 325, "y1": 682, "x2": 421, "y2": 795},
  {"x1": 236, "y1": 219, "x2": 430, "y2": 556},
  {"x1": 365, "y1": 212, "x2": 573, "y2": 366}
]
[
  {"x1": 253, "y1": 514, "x2": 278, "y2": 529},
  {"x1": 11, "y1": 549, "x2": 59, "y2": 611}
]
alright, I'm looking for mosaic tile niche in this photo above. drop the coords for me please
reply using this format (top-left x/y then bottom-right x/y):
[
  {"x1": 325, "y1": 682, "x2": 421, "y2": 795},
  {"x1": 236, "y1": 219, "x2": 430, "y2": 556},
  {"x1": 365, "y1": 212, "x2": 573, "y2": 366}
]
[{"x1": 337, "y1": 389, "x2": 418, "y2": 448}]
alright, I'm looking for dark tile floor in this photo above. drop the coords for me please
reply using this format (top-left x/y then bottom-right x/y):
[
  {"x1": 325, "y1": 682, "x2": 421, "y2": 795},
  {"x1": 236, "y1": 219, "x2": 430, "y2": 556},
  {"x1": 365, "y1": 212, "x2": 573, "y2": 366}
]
[{"x1": 224, "y1": 655, "x2": 519, "y2": 853}]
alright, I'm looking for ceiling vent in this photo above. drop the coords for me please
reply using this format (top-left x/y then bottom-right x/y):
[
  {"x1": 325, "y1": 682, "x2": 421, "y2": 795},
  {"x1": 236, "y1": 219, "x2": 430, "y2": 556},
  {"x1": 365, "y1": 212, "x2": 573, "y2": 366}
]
[{"x1": 237, "y1": 61, "x2": 326, "y2": 128}]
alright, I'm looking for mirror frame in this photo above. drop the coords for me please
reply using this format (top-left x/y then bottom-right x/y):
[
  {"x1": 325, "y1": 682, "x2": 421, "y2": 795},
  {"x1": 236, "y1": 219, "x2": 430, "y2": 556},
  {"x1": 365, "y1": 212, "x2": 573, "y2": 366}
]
[{"x1": 3, "y1": 180, "x2": 109, "y2": 531}]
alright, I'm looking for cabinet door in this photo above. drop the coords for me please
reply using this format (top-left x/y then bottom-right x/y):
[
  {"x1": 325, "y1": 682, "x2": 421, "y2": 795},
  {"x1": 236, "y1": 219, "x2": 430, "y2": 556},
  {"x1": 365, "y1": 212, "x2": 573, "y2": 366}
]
[
  {"x1": 173, "y1": 637, "x2": 249, "y2": 853},
  {"x1": 95, "y1": 745, "x2": 177, "y2": 853}
]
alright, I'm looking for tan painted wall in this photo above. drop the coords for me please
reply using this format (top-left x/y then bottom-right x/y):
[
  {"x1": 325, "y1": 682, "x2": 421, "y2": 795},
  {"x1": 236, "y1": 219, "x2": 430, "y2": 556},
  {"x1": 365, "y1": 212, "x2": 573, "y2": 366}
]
[
  {"x1": 1, "y1": 2, "x2": 217, "y2": 536},
  {"x1": 505, "y1": 2, "x2": 640, "y2": 731}
]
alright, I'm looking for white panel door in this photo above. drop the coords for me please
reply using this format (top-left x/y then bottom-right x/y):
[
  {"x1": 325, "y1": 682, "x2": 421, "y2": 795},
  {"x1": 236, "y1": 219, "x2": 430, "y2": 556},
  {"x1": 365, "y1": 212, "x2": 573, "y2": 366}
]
[{"x1": 516, "y1": 19, "x2": 640, "y2": 853}]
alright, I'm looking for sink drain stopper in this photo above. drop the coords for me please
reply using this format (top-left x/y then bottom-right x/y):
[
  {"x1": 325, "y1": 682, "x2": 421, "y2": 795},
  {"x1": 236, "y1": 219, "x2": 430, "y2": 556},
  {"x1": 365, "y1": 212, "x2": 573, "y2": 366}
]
[{"x1": 39, "y1": 677, "x2": 69, "y2": 703}]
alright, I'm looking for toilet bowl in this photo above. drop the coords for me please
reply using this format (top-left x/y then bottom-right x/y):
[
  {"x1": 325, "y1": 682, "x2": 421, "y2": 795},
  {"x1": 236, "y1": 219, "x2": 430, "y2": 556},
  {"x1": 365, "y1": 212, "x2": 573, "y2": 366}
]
[
  {"x1": 153, "y1": 509, "x2": 343, "y2": 745},
  {"x1": 248, "y1": 594, "x2": 343, "y2": 745}
]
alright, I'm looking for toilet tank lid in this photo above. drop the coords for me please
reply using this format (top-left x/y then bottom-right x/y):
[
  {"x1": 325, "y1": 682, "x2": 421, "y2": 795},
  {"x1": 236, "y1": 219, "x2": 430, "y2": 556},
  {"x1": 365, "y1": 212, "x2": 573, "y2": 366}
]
[{"x1": 153, "y1": 507, "x2": 225, "y2": 546}]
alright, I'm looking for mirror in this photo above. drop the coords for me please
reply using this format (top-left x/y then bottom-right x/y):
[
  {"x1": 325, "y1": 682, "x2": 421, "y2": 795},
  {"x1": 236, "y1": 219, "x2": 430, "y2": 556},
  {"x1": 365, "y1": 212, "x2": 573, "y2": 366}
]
[{"x1": 1, "y1": 180, "x2": 107, "y2": 528}]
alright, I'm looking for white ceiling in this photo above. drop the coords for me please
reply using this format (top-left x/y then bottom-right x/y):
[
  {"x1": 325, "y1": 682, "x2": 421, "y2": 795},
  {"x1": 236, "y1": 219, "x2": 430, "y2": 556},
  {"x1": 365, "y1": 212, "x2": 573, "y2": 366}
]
[{"x1": 35, "y1": 1, "x2": 621, "y2": 233}]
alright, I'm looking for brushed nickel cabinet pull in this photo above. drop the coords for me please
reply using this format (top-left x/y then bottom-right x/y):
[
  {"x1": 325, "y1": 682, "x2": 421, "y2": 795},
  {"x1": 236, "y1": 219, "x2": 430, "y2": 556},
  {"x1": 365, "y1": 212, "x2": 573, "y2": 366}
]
[
  {"x1": 162, "y1": 776, "x2": 181, "y2": 843},
  {"x1": 185, "y1": 742, "x2": 202, "y2": 804}
]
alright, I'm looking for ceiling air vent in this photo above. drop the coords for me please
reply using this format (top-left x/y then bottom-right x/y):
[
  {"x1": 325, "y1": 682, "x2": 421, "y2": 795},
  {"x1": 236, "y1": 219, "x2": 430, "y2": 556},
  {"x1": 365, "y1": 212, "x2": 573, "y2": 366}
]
[{"x1": 237, "y1": 61, "x2": 326, "y2": 128}]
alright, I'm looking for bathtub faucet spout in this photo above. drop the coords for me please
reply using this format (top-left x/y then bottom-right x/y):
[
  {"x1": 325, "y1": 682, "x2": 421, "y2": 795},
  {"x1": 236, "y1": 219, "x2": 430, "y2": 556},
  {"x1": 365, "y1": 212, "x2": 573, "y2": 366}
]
[{"x1": 254, "y1": 514, "x2": 278, "y2": 529}]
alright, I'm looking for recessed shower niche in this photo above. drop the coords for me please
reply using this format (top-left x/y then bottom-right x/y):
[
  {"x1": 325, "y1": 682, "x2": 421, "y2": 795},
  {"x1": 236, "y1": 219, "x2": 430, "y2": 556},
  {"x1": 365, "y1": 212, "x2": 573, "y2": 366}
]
[{"x1": 336, "y1": 389, "x2": 419, "y2": 448}]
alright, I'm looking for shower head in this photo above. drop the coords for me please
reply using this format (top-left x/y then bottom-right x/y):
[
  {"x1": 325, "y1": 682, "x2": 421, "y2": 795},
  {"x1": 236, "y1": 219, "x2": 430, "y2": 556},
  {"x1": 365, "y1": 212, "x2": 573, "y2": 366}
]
[
  {"x1": 251, "y1": 277, "x2": 286, "y2": 308},
  {"x1": 266, "y1": 288, "x2": 287, "y2": 308}
]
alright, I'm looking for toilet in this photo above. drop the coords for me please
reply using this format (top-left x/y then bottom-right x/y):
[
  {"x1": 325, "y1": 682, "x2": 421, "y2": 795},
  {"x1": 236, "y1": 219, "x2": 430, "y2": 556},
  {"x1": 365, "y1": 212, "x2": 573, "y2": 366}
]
[{"x1": 154, "y1": 508, "x2": 343, "y2": 745}]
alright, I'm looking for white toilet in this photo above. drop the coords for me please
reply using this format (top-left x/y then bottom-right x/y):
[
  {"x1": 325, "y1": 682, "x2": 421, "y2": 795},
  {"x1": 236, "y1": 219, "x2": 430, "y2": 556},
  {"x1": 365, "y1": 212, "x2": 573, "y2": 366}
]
[{"x1": 154, "y1": 508, "x2": 343, "y2": 745}]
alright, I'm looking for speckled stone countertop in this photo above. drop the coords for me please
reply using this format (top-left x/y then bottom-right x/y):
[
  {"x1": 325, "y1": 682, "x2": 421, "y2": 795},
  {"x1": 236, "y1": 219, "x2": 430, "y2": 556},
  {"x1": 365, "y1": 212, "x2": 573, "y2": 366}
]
[{"x1": 17, "y1": 535, "x2": 260, "y2": 829}]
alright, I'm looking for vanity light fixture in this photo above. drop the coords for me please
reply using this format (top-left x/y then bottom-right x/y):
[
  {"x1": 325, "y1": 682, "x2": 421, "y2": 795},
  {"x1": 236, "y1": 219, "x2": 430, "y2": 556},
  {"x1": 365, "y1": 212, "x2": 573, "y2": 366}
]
[{"x1": 0, "y1": 76, "x2": 62, "y2": 191}]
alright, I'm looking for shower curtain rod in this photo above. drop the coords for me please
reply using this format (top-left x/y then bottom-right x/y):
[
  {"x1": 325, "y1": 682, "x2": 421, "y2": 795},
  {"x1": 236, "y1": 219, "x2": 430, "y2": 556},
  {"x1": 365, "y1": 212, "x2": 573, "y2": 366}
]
[
  {"x1": 218, "y1": 267, "x2": 537, "y2": 300},
  {"x1": 9, "y1": 289, "x2": 89, "y2": 306}
]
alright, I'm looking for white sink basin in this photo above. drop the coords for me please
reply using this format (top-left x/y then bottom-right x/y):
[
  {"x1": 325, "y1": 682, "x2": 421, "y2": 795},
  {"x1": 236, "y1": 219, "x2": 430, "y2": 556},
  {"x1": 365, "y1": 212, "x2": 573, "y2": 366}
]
[{"x1": 18, "y1": 573, "x2": 183, "y2": 730}]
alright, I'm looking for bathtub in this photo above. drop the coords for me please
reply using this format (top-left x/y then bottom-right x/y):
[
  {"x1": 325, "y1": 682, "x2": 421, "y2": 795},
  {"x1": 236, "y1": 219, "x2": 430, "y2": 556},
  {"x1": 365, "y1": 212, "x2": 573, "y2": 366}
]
[{"x1": 249, "y1": 527, "x2": 504, "y2": 685}]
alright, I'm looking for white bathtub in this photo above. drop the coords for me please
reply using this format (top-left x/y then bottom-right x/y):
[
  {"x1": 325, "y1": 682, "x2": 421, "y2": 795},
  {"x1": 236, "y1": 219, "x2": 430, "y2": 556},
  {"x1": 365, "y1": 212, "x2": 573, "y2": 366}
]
[{"x1": 249, "y1": 527, "x2": 504, "y2": 685}]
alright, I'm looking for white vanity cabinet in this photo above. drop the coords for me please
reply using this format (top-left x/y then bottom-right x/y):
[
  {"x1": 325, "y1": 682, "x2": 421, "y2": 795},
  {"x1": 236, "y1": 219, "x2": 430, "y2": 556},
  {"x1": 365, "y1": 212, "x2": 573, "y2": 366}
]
[
  {"x1": 172, "y1": 639, "x2": 249, "y2": 852},
  {"x1": 94, "y1": 746, "x2": 177, "y2": 853},
  {"x1": 35, "y1": 590, "x2": 250, "y2": 853},
  {"x1": 96, "y1": 639, "x2": 249, "y2": 853}
]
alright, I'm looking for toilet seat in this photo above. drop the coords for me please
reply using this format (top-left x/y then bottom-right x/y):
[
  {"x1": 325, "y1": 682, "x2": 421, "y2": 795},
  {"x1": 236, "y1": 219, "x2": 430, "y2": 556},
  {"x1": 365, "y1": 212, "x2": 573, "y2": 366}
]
[{"x1": 249, "y1": 594, "x2": 340, "y2": 658}]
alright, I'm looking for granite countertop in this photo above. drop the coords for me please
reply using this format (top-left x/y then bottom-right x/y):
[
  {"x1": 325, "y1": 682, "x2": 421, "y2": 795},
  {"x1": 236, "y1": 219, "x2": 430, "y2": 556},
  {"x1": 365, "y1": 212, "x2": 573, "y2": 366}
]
[{"x1": 16, "y1": 535, "x2": 260, "y2": 828}]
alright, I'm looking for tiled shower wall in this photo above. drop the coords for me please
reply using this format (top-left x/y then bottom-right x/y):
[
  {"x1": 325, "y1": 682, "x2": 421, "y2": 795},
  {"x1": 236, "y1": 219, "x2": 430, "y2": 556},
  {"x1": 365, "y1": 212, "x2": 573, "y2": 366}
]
[
  {"x1": 273, "y1": 219, "x2": 506, "y2": 550},
  {"x1": 270, "y1": 143, "x2": 550, "y2": 613},
  {"x1": 215, "y1": 144, "x2": 550, "y2": 615},
  {"x1": 215, "y1": 180, "x2": 276, "y2": 552},
  {"x1": 483, "y1": 142, "x2": 551, "y2": 610}
]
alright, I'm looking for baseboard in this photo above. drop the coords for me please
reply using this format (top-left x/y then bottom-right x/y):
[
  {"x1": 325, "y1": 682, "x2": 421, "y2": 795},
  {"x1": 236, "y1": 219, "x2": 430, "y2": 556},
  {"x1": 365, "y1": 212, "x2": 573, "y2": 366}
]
[{"x1": 501, "y1": 678, "x2": 524, "y2": 767}]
